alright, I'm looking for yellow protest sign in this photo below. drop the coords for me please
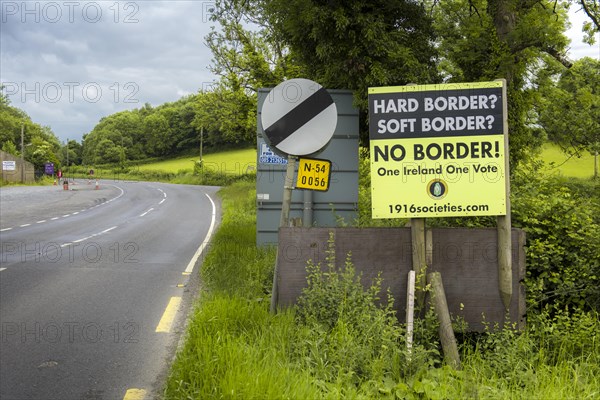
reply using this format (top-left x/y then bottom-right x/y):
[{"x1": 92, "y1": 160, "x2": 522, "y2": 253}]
[{"x1": 368, "y1": 81, "x2": 508, "y2": 218}]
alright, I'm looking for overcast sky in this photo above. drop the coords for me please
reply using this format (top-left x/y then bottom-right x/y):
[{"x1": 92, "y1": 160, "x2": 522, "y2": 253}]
[{"x1": 1, "y1": 1, "x2": 598, "y2": 144}]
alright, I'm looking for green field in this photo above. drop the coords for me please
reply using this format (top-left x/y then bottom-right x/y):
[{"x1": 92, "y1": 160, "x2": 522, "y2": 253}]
[
  {"x1": 62, "y1": 142, "x2": 594, "y2": 185},
  {"x1": 539, "y1": 143, "x2": 597, "y2": 179},
  {"x1": 135, "y1": 147, "x2": 257, "y2": 174},
  {"x1": 130, "y1": 143, "x2": 594, "y2": 179}
]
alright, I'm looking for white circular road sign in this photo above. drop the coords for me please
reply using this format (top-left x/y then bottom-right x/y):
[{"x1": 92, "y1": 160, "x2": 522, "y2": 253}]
[{"x1": 261, "y1": 78, "x2": 337, "y2": 156}]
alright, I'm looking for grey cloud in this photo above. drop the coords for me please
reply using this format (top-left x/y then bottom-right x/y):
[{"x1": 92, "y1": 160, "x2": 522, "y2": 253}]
[{"x1": 1, "y1": 0, "x2": 217, "y2": 142}]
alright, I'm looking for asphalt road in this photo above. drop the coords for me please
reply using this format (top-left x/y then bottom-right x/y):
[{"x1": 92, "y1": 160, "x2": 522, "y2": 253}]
[{"x1": 0, "y1": 180, "x2": 220, "y2": 400}]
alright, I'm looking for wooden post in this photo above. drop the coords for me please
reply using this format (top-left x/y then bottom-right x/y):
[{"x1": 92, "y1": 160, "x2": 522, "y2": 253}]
[
  {"x1": 427, "y1": 272, "x2": 461, "y2": 369},
  {"x1": 426, "y1": 229, "x2": 433, "y2": 267},
  {"x1": 497, "y1": 215, "x2": 512, "y2": 310},
  {"x1": 270, "y1": 155, "x2": 297, "y2": 313},
  {"x1": 496, "y1": 78, "x2": 512, "y2": 311},
  {"x1": 200, "y1": 126, "x2": 204, "y2": 163},
  {"x1": 406, "y1": 270, "x2": 416, "y2": 355},
  {"x1": 411, "y1": 218, "x2": 427, "y2": 309}
]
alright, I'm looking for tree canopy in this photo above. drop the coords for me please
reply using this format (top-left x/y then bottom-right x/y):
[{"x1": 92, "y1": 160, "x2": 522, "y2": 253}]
[
  {"x1": 0, "y1": 85, "x2": 62, "y2": 169},
  {"x1": 9, "y1": 0, "x2": 599, "y2": 170},
  {"x1": 537, "y1": 57, "x2": 600, "y2": 159}
]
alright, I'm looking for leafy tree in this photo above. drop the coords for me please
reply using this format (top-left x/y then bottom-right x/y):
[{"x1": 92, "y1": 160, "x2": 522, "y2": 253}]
[
  {"x1": 143, "y1": 113, "x2": 172, "y2": 156},
  {"x1": 193, "y1": 85, "x2": 256, "y2": 147},
  {"x1": 0, "y1": 86, "x2": 62, "y2": 169},
  {"x1": 570, "y1": 0, "x2": 600, "y2": 42},
  {"x1": 60, "y1": 139, "x2": 83, "y2": 166},
  {"x1": 199, "y1": 0, "x2": 301, "y2": 149},
  {"x1": 1, "y1": 141, "x2": 18, "y2": 155},
  {"x1": 537, "y1": 57, "x2": 600, "y2": 176},
  {"x1": 430, "y1": 0, "x2": 571, "y2": 167},
  {"x1": 82, "y1": 109, "x2": 145, "y2": 164},
  {"x1": 94, "y1": 138, "x2": 123, "y2": 164},
  {"x1": 26, "y1": 135, "x2": 61, "y2": 168},
  {"x1": 206, "y1": 0, "x2": 299, "y2": 91},
  {"x1": 264, "y1": 0, "x2": 439, "y2": 142}
]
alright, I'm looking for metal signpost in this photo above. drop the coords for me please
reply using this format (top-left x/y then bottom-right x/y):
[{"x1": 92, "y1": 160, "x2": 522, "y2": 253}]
[{"x1": 261, "y1": 78, "x2": 338, "y2": 312}]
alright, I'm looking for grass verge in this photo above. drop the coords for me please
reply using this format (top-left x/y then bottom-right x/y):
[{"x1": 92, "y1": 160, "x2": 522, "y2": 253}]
[
  {"x1": 164, "y1": 180, "x2": 599, "y2": 399},
  {"x1": 163, "y1": 181, "x2": 321, "y2": 398}
]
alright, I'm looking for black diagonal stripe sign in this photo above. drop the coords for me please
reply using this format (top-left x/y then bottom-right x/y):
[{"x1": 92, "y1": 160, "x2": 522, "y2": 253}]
[
  {"x1": 261, "y1": 78, "x2": 338, "y2": 156},
  {"x1": 264, "y1": 87, "x2": 334, "y2": 147}
]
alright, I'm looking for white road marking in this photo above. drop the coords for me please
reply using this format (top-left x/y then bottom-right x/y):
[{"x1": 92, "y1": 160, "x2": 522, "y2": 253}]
[
  {"x1": 159, "y1": 199, "x2": 165, "y2": 205},
  {"x1": 61, "y1": 243, "x2": 72, "y2": 248},
  {"x1": 183, "y1": 193, "x2": 217, "y2": 275},
  {"x1": 4, "y1": 184, "x2": 125, "y2": 231},
  {"x1": 0, "y1": 268, "x2": 6, "y2": 272},
  {"x1": 139, "y1": 208, "x2": 154, "y2": 217},
  {"x1": 66, "y1": 226, "x2": 118, "y2": 246},
  {"x1": 101, "y1": 226, "x2": 117, "y2": 234}
]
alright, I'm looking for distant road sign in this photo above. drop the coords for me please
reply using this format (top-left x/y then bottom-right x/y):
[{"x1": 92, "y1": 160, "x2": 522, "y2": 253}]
[
  {"x1": 2, "y1": 161, "x2": 16, "y2": 171},
  {"x1": 296, "y1": 158, "x2": 332, "y2": 191},
  {"x1": 44, "y1": 163, "x2": 54, "y2": 175},
  {"x1": 261, "y1": 78, "x2": 337, "y2": 156},
  {"x1": 258, "y1": 143, "x2": 288, "y2": 165}
]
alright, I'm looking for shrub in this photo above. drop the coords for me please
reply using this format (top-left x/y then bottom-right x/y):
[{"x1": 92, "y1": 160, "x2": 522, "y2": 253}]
[
  {"x1": 291, "y1": 231, "x2": 445, "y2": 396},
  {"x1": 512, "y1": 167, "x2": 600, "y2": 312}
]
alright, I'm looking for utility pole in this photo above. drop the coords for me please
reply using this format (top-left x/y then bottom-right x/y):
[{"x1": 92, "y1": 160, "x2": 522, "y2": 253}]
[
  {"x1": 20, "y1": 124, "x2": 24, "y2": 183},
  {"x1": 200, "y1": 126, "x2": 203, "y2": 163},
  {"x1": 66, "y1": 138, "x2": 69, "y2": 182}
]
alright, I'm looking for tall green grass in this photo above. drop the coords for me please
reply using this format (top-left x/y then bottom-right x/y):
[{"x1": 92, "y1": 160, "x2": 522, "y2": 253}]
[
  {"x1": 164, "y1": 182, "x2": 321, "y2": 398},
  {"x1": 164, "y1": 295, "x2": 322, "y2": 399}
]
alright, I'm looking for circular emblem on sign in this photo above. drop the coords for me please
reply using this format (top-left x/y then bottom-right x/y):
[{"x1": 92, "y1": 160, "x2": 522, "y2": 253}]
[
  {"x1": 427, "y1": 179, "x2": 448, "y2": 200},
  {"x1": 261, "y1": 78, "x2": 337, "y2": 156}
]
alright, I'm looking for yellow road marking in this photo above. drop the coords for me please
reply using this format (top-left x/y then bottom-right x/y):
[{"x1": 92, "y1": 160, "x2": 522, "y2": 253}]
[
  {"x1": 155, "y1": 297, "x2": 182, "y2": 333},
  {"x1": 123, "y1": 388, "x2": 146, "y2": 400}
]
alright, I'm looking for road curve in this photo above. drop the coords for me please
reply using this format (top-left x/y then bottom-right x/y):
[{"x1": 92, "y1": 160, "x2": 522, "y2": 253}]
[{"x1": 0, "y1": 180, "x2": 220, "y2": 400}]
